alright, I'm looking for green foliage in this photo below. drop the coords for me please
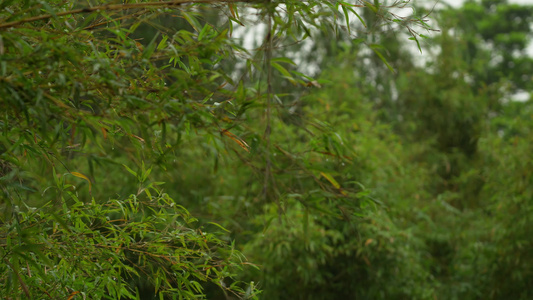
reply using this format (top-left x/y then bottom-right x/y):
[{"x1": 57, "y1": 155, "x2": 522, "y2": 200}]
[
  {"x1": 243, "y1": 202, "x2": 436, "y2": 300},
  {"x1": 474, "y1": 100, "x2": 533, "y2": 298},
  {"x1": 234, "y1": 61, "x2": 439, "y2": 299},
  {"x1": 0, "y1": 0, "x2": 434, "y2": 298},
  {"x1": 439, "y1": 0, "x2": 533, "y2": 92},
  {"x1": 3, "y1": 0, "x2": 533, "y2": 299},
  {"x1": 0, "y1": 184, "x2": 253, "y2": 299}
]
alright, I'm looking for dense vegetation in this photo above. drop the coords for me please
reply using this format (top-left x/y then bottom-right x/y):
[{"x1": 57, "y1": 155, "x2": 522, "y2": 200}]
[{"x1": 1, "y1": 0, "x2": 532, "y2": 299}]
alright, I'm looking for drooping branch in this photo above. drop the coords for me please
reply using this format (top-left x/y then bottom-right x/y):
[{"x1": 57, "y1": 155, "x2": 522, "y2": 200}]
[{"x1": 0, "y1": 0, "x2": 254, "y2": 30}]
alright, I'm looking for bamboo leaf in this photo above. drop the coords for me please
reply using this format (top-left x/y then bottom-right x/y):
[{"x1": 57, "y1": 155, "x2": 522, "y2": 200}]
[
  {"x1": 271, "y1": 57, "x2": 296, "y2": 65},
  {"x1": 157, "y1": 35, "x2": 168, "y2": 50},
  {"x1": 220, "y1": 129, "x2": 250, "y2": 152},
  {"x1": 228, "y1": 3, "x2": 237, "y2": 18},
  {"x1": 370, "y1": 45, "x2": 395, "y2": 73},
  {"x1": 341, "y1": 5, "x2": 351, "y2": 35},
  {"x1": 198, "y1": 23, "x2": 211, "y2": 41},
  {"x1": 123, "y1": 164, "x2": 138, "y2": 177},
  {"x1": 320, "y1": 172, "x2": 341, "y2": 189},
  {"x1": 181, "y1": 11, "x2": 201, "y2": 32},
  {"x1": 363, "y1": 1, "x2": 378, "y2": 13},
  {"x1": 349, "y1": 6, "x2": 366, "y2": 28},
  {"x1": 271, "y1": 62, "x2": 296, "y2": 83},
  {"x1": 409, "y1": 36, "x2": 422, "y2": 53},
  {"x1": 70, "y1": 172, "x2": 92, "y2": 193},
  {"x1": 67, "y1": 291, "x2": 80, "y2": 300},
  {"x1": 207, "y1": 222, "x2": 230, "y2": 232},
  {"x1": 142, "y1": 32, "x2": 160, "y2": 59}
]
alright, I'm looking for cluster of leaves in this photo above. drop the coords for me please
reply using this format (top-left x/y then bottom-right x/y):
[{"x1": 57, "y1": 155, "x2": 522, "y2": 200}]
[
  {"x1": 1, "y1": 178, "x2": 253, "y2": 299},
  {"x1": 0, "y1": 2, "x2": 258, "y2": 299}
]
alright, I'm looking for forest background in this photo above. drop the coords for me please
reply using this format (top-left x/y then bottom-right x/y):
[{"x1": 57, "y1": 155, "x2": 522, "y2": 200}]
[{"x1": 1, "y1": 0, "x2": 533, "y2": 299}]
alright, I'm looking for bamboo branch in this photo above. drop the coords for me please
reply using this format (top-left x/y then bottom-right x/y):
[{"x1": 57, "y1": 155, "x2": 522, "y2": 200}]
[
  {"x1": 0, "y1": 0, "x2": 253, "y2": 30},
  {"x1": 263, "y1": 1, "x2": 274, "y2": 203}
]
